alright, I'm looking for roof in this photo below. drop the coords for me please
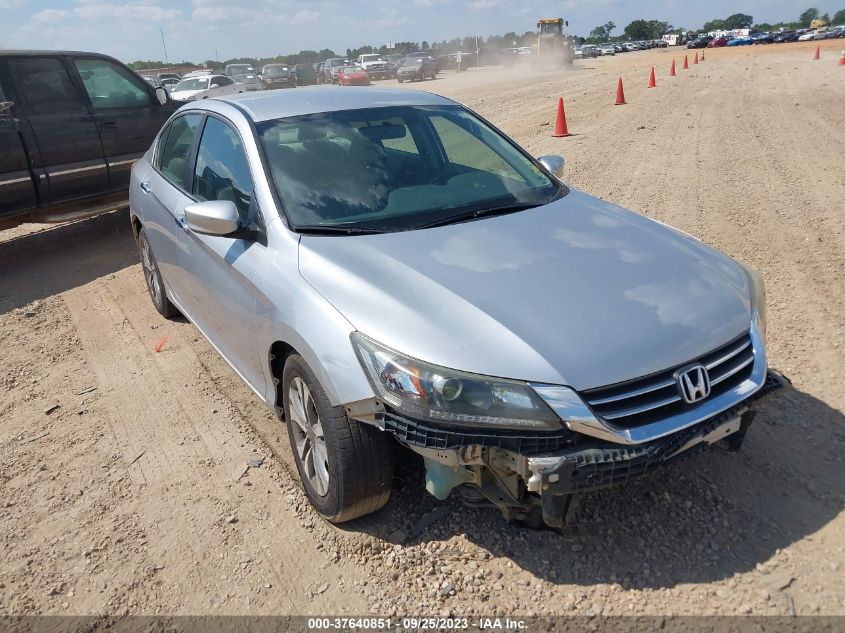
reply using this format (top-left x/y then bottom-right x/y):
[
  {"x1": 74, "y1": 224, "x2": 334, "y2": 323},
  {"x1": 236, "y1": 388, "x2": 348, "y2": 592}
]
[
  {"x1": 216, "y1": 86, "x2": 457, "y2": 122},
  {"x1": 0, "y1": 49, "x2": 116, "y2": 59}
]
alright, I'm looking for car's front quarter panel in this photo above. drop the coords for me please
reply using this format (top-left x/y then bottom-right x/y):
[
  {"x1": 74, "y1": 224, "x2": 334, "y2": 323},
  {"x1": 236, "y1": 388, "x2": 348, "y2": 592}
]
[{"x1": 254, "y1": 219, "x2": 374, "y2": 408}]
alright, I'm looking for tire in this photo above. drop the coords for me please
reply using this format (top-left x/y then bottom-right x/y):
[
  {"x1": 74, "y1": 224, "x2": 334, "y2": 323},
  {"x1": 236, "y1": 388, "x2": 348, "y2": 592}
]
[
  {"x1": 397, "y1": 79, "x2": 404, "y2": 83},
  {"x1": 283, "y1": 354, "x2": 394, "y2": 522},
  {"x1": 138, "y1": 227, "x2": 179, "y2": 318}
]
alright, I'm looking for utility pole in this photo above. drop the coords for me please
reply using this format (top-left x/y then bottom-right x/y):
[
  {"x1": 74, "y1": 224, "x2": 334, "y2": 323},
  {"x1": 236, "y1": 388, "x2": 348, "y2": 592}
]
[{"x1": 160, "y1": 27, "x2": 169, "y2": 64}]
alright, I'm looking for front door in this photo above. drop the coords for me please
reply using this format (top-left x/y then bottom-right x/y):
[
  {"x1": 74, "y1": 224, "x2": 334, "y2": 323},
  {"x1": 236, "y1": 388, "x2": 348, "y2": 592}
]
[
  {"x1": 177, "y1": 115, "x2": 267, "y2": 392},
  {"x1": 72, "y1": 56, "x2": 176, "y2": 191},
  {"x1": 8, "y1": 56, "x2": 107, "y2": 204}
]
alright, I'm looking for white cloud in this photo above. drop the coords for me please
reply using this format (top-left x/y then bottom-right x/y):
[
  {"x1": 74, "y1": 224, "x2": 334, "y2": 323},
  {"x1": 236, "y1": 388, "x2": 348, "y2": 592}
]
[
  {"x1": 289, "y1": 10, "x2": 320, "y2": 24},
  {"x1": 33, "y1": 9, "x2": 72, "y2": 23},
  {"x1": 468, "y1": 0, "x2": 503, "y2": 8},
  {"x1": 0, "y1": 0, "x2": 23, "y2": 8},
  {"x1": 74, "y1": 3, "x2": 182, "y2": 22}
]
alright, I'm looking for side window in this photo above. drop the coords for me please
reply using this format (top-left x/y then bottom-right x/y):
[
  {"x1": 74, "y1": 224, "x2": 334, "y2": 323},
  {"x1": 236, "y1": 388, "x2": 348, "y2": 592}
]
[
  {"x1": 429, "y1": 115, "x2": 524, "y2": 182},
  {"x1": 193, "y1": 117, "x2": 253, "y2": 219},
  {"x1": 157, "y1": 114, "x2": 203, "y2": 188},
  {"x1": 215, "y1": 76, "x2": 234, "y2": 87},
  {"x1": 11, "y1": 57, "x2": 83, "y2": 115},
  {"x1": 74, "y1": 58, "x2": 152, "y2": 109}
]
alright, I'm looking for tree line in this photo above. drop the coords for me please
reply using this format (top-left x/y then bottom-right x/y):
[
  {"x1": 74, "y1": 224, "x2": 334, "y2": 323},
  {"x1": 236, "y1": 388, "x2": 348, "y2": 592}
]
[{"x1": 128, "y1": 7, "x2": 845, "y2": 71}]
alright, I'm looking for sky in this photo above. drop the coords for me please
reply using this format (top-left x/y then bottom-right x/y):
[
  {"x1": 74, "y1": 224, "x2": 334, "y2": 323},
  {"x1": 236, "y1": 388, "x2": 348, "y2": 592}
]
[{"x1": 0, "y1": 0, "x2": 840, "y2": 63}]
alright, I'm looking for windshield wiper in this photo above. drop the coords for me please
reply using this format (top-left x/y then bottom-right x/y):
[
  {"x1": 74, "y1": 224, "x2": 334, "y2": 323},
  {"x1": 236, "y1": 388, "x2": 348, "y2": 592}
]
[
  {"x1": 414, "y1": 203, "x2": 538, "y2": 230},
  {"x1": 295, "y1": 225, "x2": 386, "y2": 236}
]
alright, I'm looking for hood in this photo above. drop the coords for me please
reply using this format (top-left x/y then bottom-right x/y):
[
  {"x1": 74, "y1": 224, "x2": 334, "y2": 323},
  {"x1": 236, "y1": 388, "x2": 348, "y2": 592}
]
[
  {"x1": 170, "y1": 89, "x2": 204, "y2": 100},
  {"x1": 298, "y1": 190, "x2": 752, "y2": 391}
]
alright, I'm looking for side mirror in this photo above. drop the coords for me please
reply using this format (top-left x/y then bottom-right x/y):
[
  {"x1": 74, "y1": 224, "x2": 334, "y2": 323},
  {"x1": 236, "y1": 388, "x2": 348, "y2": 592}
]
[
  {"x1": 539, "y1": 155, "x2": 565, "y2": 179},
  {"x1": 210, "y1": 83, "x2": 220, "y2": 89},
  {"x1": 154, "y1": 87, "x2": 168, "y2": 105},
  {"x1": 184, "y1": 200, "x2": 240, "y2": 236}
]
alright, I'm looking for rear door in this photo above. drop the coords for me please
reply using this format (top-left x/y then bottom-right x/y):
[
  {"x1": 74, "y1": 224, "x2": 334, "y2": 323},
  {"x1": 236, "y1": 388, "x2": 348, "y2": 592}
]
[
  {"x1": 8, "y1": 55, "x2": 107, "y2": 204},
  {"x1": 72, "y1": 56, "x2": 173, "y2": 192},
  {"x1": 137, "y1": 112, "x2": 205, "y2": 302},
  {"x1": 0, "y1": 65, "x2": 36, "y2": 221}
]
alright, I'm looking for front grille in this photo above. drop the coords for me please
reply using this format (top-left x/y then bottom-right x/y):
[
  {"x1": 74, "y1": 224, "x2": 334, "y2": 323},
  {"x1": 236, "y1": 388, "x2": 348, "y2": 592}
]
[{"x1": 582, "y1": 332, "x2": 754, "y2": 428}]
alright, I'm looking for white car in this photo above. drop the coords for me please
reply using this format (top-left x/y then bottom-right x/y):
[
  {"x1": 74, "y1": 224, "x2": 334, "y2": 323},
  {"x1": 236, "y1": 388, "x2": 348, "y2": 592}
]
[
  {"x1": 169, "y1": 74, "x2": 242, "y2": 101},
  {"x1": 798, "y1": 31, "x2": 818, "y2": 41},
  {"x1": 600, "y1": 45, "x2": 616, "y2": 56}
]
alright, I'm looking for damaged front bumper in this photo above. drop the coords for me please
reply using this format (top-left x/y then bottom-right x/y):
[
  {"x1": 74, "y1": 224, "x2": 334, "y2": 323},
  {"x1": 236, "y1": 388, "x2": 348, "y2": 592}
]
[{"x1": 348, "y1": 370, "x2": 787, "y2": 528}]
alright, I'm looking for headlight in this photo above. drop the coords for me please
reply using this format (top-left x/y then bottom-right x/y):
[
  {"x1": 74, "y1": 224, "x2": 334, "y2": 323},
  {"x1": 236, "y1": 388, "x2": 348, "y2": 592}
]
[
  {"x1": 351, "y1": 333, "x2": 562, "y2": 430},
  {"x1": 744, "y1": 265, "x2": 767, "y2": 343}
]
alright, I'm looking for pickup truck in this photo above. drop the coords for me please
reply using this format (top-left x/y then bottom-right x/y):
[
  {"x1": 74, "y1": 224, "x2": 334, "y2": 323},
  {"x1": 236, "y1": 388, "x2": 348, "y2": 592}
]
[
  {"x1": 0, "y1": 50, "x2": 178, "y2": 230},
  {"x1": 355, "y1": 54, "x2": 391, "y2": 80}
]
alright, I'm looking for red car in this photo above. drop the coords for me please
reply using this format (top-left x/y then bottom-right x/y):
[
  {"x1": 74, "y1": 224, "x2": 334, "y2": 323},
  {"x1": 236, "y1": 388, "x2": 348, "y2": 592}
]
[
  {"x1": 338, "y1": 65, "x2": 370, "y2": 86},
  {"x1": 707, "y1": 37, "x2": 730, "y2": 47}
]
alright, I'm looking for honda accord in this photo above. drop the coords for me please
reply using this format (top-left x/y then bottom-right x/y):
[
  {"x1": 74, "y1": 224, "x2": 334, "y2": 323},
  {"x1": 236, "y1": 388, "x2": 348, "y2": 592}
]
[{"x1": 129, "y1": 88, "x2": 783, "y2": 528}]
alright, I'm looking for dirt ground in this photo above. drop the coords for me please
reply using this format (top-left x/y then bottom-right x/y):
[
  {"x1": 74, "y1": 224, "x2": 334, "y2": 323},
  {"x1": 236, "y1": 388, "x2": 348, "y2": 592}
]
[{"x1": 1, "y1": 41, "x2": 843, "y2": 618}]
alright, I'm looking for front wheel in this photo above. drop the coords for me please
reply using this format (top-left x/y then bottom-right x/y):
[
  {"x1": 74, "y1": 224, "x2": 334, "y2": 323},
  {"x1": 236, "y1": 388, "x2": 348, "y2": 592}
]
[{"x1": 283, "y1": 354, "x2": 394, "y2": 522}]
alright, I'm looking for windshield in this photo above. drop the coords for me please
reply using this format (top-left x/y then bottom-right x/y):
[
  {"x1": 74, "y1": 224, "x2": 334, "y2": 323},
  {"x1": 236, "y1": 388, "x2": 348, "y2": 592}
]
[
  {"x1": 328, "y1": 59, "x2": 346, "y2": 67},
  {"x1": 227, "y1": 65, "x2": 253, "y2": 75},
  {"x1": 258, "y1": 105, "x2": 562, "y2": 233},
  {"x1": 264, "y1": 65, "x2": 289, "y2": 75},
  {"x1": 401, "y1": 58, "x2": 423, "y2": 67},
  {"x1": 361, "y1": 55, "x2": 383, "y2": 62},
  {"x1": 174, "y1": 78, "x2": 209, "y2": 91}
]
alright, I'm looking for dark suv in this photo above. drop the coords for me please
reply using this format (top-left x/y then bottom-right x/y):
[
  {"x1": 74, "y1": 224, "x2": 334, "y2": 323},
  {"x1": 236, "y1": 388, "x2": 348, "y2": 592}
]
[{"x1": 0, "y1": 50, "x2": 178, "y2": 230}]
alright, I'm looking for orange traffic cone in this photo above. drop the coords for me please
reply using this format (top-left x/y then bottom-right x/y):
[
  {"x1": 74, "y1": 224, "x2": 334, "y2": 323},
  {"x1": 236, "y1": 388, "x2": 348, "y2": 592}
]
[
  {"x1": 648, "y1": 66, "x2": 656, "y2": 88},
  {"x1": 615, "y1": 77, "x2": 626, "y2": 105},
  {"x1": 670, "y1": 59, "x2": 676, "y2": 76},
  {"x1": 694, "y1": 51, "x2": 699, "y2": 64},
  {"x1": 839, "y1": 50, "x2": 845, "y2": 65},
  {"x1": 813, "y1": 45, "x2": 820, "y2": 60},
  {"x1": 552, "y1": 98, "x2": 570, "y2": 137},
  {"x1": 682, "y1": 54, "x2": 689, "y2": 69}
]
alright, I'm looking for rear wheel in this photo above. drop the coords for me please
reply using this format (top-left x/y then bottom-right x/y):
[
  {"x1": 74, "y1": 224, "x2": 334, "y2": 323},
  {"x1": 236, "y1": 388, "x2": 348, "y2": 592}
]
[
  {"x1": 283, "y1": 354, "x2": 394, "y2": 522},
  {"x1": 138, "y1": 228, "x2": 179, "y2": 318}
]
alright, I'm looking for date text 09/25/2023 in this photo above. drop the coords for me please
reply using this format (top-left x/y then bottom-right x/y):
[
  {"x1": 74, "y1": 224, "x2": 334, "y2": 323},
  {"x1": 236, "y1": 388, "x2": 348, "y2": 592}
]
[{"x1": 306, "y1": 617, "x2": 527, "y2": 630}]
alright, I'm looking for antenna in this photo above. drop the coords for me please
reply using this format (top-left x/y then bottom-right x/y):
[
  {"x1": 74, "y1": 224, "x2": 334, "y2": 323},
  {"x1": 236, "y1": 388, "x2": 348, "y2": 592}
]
[{"x1": 160, "y1": 27, "x2": 169, "y2": 64}]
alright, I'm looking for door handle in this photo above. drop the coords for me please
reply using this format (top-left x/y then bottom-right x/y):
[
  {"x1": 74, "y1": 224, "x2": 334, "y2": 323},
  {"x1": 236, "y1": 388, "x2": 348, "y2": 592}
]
[
  {"x1": 140, "y1": 181, "x2": 152, "y2": 194},
  {"x1": 175, "y1": 216, "x2": 188, "y2": 230}
]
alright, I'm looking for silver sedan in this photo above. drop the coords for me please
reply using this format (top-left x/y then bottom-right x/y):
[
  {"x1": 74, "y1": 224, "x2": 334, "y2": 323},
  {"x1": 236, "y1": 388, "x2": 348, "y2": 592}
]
[{"x1": 129, "y1": 88, "x2": 781, "y2": 528}]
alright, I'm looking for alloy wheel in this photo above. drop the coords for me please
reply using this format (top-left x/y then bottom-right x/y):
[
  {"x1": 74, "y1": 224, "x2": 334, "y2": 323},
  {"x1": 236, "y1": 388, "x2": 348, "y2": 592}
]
[{"x1": 288, "y1": 377, "x2": 330, "y2": 496}]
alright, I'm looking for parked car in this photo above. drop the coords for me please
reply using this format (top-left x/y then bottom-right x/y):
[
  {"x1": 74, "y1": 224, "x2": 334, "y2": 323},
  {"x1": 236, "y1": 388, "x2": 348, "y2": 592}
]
[
  {"x1": 687, "y1": 36, "x2": 713, "y2": 48},
  {"x1": 707, "y1": 37, "x2": 730, "y2": 47},
  {"x1": 599, "y1": 45, "x2": 616, "y2": 56},
  {"x1": 169, "y1": 74, "x2": 241, "y2": 101},
  {"x1": 260, "y1": 64, "x2": 296, "y2": 90},
  {"x1": 314, "y1": 62, "x2": 325, "y2": 83},
  {"x1": 752, "y1": 33, "x2": 775, "y2": 44},
  {"x1": 158, "y1": 73, "x2": 182, "y2": 89},
  {"x1": 129, "y1": 87, "x2": 783, "y2": 528},
  {"x1": 293, "y1": 63, "x2": 318, "y2": 86},
  {"x1": 322, "y1": 58, "x2": 349, "y2": 84},
  {"x1": 356, "y1": 54, "x2": 391, "y2": 80},
  {"x1": 0, "y1": 49, "x2": 178, "y2": 231},
  {"x1": 337, "y1": 65, "x2": 370, "y2": 86},
  {"x1": 224, "y1": 63, "x2": 260, "y2": 91},
  {"x1": 727, "y1": 36, "x2": 754, "y2": 46},
  {"x1": 773, "y1": 31, "x2": 799, "y2": 43},
  {"x1": 395, "y1": 57, "x2": 436, "y2": 82},
  {"x1": 798, "y1": 31, "x2": 818, "y2": 41},
  {"x1": 141, "y1": 75, "x2": 162, "y2": 88}
]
